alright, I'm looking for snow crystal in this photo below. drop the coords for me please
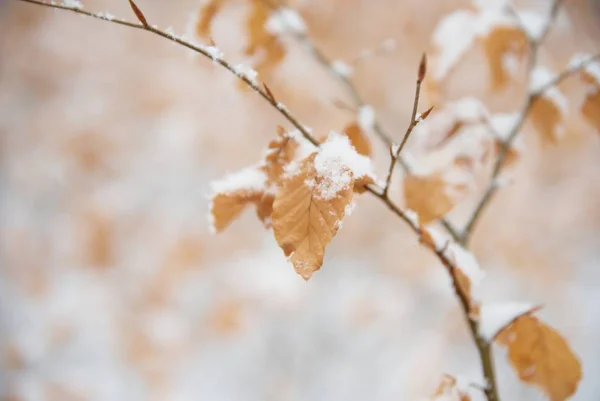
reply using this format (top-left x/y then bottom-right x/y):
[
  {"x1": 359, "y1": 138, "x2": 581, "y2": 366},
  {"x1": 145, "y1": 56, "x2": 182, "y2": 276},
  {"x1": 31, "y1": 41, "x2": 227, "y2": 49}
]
[
  {"x1": 233, "y1": 64, "x2": 259, "y2": 86},
  {"x1": 479, "y1": 302, "x2": 534, "y2": 342},
  {"x1": 331, "y1": 60, "x2": 353, "y2": 78},
  {"x1": 569, "y1": 53, "x2": 600, "y2": 84},
  {"x1": 62, "y1": 0, "x2": 83, "y2": 8},
  {"x1": 530, "y1": 67, "x2": 568, "y2": 112},
  {"x1": 209, "y1": 166, "x2": 266, "y2": 195},
  {"x1": 204, "y1": 45, "x2": 223, "y2": 61},
  {"x1": 94, "y1": 11, "x2": 115, "y2": 21},
  {"x1": 265, "y1": 8, "x2": 307, "y2": 34},
  {"x1": 313, "y1": 132, "x2": 375, "y2": 199},
  {"x1": 358, "y1": 105, "x2": 375, "y2": 131},
  {"x1": 446, "y1": 243, "x2": 485, "y2": 289}
]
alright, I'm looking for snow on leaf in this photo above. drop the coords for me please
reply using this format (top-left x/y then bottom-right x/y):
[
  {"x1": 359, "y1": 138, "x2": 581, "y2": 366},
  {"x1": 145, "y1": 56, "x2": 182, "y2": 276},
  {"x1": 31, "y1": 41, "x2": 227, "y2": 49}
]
[
  {"x1": 445, "y1": 243, "x2": 485, "y2": 315},
  {"x1": 571, "y1": 55, "x2": 600, "y2": 133},
  {"x1": 209, "y1": 128, "x2": 302, "y2": 232},
  {"x1": 479, "y1": 302, "x2": 536, "y2": 342},
  {"x1": 482, "y1": 24, "x2": 528, "y2": 90},
  {"x1": 569, "y1": 53, "x2": 600, "y2": 84},
  {"x1": 314, "y1": 132, "x2": 375, "y2": 199},
  {"x1": 420, "y1": 226, "x2": 449, "y2": 252},
  {"x1": 430, "y1": 7, "x2": 527, "y2": 94},
  {"x1": 272, "y1": 154, "x2": 353, "y2": 280},
  {"x1": 431, "y1": 10, "x2": 478, "y2": 83},
  {"x1": 431, "y1": 374, "x2": 471, "y2": 401},
  {"x1": 243, "y1": 0, "x2": 286, "y2": 80},
  {"x1": 496, "y1": 315, "x2": 582, "y2": 401},
  {"x1": 210, "y1": 190, "x2": 263, "y2": 233},
  {"x1": 209, "y1": 167, "x2": 267, "y2": 233}
]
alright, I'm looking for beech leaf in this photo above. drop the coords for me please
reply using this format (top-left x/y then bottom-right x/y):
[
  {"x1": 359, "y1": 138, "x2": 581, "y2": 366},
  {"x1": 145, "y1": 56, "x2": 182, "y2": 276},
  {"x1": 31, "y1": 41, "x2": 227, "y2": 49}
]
[
  {"x1": 496, "y1": 315, "x2": 582, "y2": 401},
  {"x1": 272, "y1": 154, "x2": 353, "y2": 280}
]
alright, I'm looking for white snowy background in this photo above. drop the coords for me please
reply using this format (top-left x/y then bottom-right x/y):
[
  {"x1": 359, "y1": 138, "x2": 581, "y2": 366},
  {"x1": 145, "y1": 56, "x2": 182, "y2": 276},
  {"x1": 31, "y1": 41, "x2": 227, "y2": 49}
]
[{"x1": 0, "y1": 0, "x2": 599, "y2": 400}]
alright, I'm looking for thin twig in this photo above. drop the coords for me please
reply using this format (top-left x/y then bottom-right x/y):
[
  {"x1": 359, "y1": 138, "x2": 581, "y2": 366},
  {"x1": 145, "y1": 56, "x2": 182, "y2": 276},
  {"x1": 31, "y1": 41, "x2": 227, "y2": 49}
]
[
  {"x1": 13, "y1": 0, "x2": 321, "y2": 149},
  {"x1": 382, "y1": 54, "x2": 428, "y2": 197},
  {"x1": 460, "y1": 0, "x2": 572, "y2": 246},
  {"x1": 13, "y1": 3, "x2": 590, "y2": 401},
  {"x1": 261, "y1": 0, "x2": 463, "y2": 242}
]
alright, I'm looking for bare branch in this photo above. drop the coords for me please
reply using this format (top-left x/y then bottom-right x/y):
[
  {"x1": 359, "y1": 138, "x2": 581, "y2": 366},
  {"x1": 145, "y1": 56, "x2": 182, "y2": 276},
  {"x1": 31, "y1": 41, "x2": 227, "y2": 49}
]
[
  {"x1": 12, "y1": 3, "x2": 509, "y2": 399},
  {"x1": 260, "y1": 0, "x2": 462, "y2": 242},
  {"x1": 461, "y1": 0, "x2": 571, "y2": 246},
  {"x1": 382, "y1": 55, "x2": 428, "y2": 197}
]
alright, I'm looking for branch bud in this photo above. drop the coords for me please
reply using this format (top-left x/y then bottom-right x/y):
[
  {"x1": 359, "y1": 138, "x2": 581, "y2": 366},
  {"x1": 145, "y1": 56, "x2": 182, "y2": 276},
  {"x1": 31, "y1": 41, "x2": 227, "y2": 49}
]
[{"x1": 418, "y1": 53, "x2": 427, "y2": 83}]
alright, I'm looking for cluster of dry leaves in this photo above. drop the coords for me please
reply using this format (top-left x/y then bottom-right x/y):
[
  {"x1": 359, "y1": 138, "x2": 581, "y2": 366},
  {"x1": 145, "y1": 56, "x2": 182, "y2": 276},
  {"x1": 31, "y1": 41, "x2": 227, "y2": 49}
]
[
  {"x1": 210, "y1": 127, "x2": 374, "y2": 280},
  {"x1": 201, "y1": 1, "x2": 597, "y2": 400}
]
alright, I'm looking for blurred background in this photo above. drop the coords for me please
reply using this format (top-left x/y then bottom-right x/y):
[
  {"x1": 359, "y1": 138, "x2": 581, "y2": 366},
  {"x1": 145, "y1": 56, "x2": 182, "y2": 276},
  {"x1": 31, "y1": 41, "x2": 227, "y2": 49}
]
[{"x1": 1, "y1": 0, "x2": 599, "y2": 400}]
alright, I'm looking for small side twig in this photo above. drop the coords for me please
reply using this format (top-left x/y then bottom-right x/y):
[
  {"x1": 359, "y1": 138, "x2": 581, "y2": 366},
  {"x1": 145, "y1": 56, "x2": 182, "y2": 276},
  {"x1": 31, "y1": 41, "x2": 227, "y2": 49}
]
[
  {"x1": 382, "y1": 54, "x2": 429, "y2": 197},
  {"x1": 460, "y1": 0, "x2": 573, "y2": 245},
  {"x1": 262, "y1": 0, "x2": 463, "y2": 242}
]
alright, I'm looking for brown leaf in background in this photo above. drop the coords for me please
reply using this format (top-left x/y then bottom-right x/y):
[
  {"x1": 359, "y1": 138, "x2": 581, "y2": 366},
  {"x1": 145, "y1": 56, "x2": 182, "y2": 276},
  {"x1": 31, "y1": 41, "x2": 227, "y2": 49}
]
[
  {"x1": 581, "y1": 74, "x2": 600, "y2": 133},
  {"x1": 496, "y1": 315, "x2": 582, "y2": 401},
  {"x1": 342, "y1": 122, "x2": 372, "y2": 157},
  {"x1": 195, "y1": 0, "x2": 225, "y2": 38},
  {"x1": 431, "y1": 374, "x2": 471, "y2": 401},
  {"x1": 211, "y1": 190, "x2": 263, "y2": 233},
  {"x1": 210, "y1": 129, "x2": 303, "y2": 232},
  {"x1": 262, "y1": 126, "x2": 298, "y2": 183},
  {"x1": 530, "y1": 97, "x2": 563, "y2": 145},
  {"x1": 403, "y1": 165, "x2": 469, "y2": 224},
  {"x1": 482, "y1": 25, "x2": 527, "y2": 91},
  {"x1": 272, "y1": 154, "x2": 353, "y2": 280}
]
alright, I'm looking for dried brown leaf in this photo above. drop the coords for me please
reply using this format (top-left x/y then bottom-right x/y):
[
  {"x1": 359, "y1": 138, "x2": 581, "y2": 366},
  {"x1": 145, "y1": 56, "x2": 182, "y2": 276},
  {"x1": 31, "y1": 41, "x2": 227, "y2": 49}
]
[
  {"x1": 530, "y1": 96, "x2": 563, "y2": 145},
  {"x1": 496, "y1": 315, "x2": 582, "y2": 401},
  {"x1": 211, "y1": 190, "x2": 263, "y2": 233},
  {"x1": 342, "y1": 122, "x2": 372, "y2": 158},
  {"x1": 404, "y1": 167, "x2": 469, "y2": 224},
  {"x1": 432, "y1": 374, "x2": 471, "y2": 401},
  {"x1": 581, "y1": 79, "x2": 600, "y2": 133},
  {"x1": 272, "y1": 154, "x2": 353, "y2": 280},
  {"x1": 195, "y1": 0, "x2": 224, "y2": 38},
  {"x1": 483, "y1": 25, "x2": 527, "y2": 91}
]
